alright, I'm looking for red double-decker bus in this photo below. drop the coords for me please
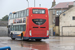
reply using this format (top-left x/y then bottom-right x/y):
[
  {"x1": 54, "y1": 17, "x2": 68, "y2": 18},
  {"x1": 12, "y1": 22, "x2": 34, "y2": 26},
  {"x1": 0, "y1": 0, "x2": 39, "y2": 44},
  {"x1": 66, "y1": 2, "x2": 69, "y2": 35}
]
[{"x1": 8, "y1": 7, "x2": 49, "y2": 41}]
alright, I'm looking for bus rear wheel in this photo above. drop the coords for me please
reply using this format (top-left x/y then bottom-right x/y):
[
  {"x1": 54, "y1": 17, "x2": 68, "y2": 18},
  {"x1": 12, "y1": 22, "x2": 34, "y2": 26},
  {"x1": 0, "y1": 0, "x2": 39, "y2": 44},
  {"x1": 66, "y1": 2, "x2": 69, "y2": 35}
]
[
  {"x1": 11, "y1": 34, "x2": 15, "y2": 40},
  {"x1": 21, "y1": 36, "x2": 24, "y2": 41},
  {"x1": 35, "y1": 39, "x2": 41, "y2": 41}
]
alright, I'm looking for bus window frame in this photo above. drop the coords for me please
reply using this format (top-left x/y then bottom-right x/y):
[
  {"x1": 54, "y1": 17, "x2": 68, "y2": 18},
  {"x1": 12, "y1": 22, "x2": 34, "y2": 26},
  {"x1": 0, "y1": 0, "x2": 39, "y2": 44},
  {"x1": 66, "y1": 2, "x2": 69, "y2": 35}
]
[
  {"x1": 16, "y1": 12, "x2": 18, "y2": 18},
  {"x1": 20, "y1": 11, "x2": 23, "y2": 17},
  {"x1": 11, "y1": 25, "x2": 26, "y2": 31},
  {"x1": 32, "y1": 9, "x2": 46, "y2": 14},
  {"x1": 23, "y1": 10, "x2": 26, "y2": 17},
  {"x1": 20, "y1": 25, "x2": 23, "y2": 31},
  {"x1": 15, "y1": 25, "x2": 19, "y2": 31},
  {"x1": 18, "y1": 11, "x2": 21, "y2": 18},
  {"x1": 23, "y1": 25, "x2": 26, "y2": 31},
  {"x1": 9, "y1": 14, "x2": 12, "y2": 19},
  {"x1": 18, "y1": 25, "x2": 20, "y2": 31},
  {"x1": 13, "y1": 12, "x2": 17, "y2": 19},
  {"x1": 11, "y1": 14, "x2": 13, "y2": 19}
]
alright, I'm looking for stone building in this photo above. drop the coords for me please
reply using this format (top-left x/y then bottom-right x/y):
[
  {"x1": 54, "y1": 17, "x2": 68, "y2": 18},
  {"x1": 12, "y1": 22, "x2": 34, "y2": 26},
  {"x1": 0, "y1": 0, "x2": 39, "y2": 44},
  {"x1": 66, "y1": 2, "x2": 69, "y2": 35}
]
[
  {"x1": 59, "y1": 6, "x2": 75, "y2": 36},
  {"x1": 49, "y1": 1, "x2": 74, "y2": 36}
]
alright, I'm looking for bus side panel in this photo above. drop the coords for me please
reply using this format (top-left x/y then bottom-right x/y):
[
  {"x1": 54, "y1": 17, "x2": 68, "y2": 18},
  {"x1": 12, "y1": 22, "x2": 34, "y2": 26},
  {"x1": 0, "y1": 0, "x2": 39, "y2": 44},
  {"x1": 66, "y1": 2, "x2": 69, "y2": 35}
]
[{"x1": 24, "y1": 17, "x2": 29, "y2": 37}]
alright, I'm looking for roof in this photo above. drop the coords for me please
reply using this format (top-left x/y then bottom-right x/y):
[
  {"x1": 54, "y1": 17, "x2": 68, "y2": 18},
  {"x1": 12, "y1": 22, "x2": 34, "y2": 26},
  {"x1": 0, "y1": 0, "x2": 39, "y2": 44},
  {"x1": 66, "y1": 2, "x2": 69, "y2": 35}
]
[
  {"x1": 27, "y1": 7, "x2": 47, "y2": 9},
  {"x1": 10, "y1": 7, "x2": 48, "y2": 14},
  {"x1": 60, "y1": 6, "x2": 75, "y2": 16},
  {"x1": 51, "y1": 2, "x2": 74, "y2": 9}
]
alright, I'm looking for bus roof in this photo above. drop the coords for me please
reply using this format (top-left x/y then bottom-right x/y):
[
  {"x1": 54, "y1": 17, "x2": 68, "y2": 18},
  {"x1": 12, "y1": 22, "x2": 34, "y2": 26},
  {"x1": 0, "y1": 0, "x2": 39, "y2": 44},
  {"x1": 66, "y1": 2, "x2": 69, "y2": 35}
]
[
  {"x1": 9, "y1": 7, "x2": 48, "y2": 14},
  {"x1": 27, "y1": 7, "x2": 47, "y2": 9}
]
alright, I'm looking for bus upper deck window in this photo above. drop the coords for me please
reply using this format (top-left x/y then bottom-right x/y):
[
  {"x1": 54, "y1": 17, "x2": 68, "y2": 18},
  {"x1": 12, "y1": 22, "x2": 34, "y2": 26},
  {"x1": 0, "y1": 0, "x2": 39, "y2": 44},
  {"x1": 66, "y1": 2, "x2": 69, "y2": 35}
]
[
  {"x1": 33, "y1": 9, "x2": 45, "y2": 14},
  {"x1": 9, "y1": 14, "x2": 12, "y2": 19},
  {"x1": 13, "y1": 13, "x2": 16, "y2": 19}
]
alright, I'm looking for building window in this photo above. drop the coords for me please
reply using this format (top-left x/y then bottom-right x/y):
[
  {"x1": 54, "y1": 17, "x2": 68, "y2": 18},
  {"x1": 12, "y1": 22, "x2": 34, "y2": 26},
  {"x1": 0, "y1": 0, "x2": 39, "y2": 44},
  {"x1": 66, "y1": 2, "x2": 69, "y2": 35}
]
[
  {"x1": 72, "y1": 16, "x2": 75, "y2": 20},
  {"x1": 56, "y1": 11, "x2": 59, "y2": 15},
  {"x1": 53, "y1": 19, "x2": 55, "y2": 24},
  {"x1": 56, "y1": 10, "x2": 62, "y2": 15},
  {"x1": 63, "y1": 10, "x2": 66, "y2": 12}
]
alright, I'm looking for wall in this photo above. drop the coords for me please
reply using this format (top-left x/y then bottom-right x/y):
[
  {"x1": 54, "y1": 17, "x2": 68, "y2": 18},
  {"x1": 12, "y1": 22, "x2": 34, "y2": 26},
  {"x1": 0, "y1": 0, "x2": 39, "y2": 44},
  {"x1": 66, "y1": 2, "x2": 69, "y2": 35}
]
[
  {"x1": 0, "y1": 26, "x2": 8, "y2": 36},
  {"x1": 55, "y1": 26, "x2": 59, "y2": 35},
  {"x1": 49, "y1": 9, "x2": 67, "y2": 36},
  {"x1": 60, "y1": 7, "x2": 75, "y2": 36}
]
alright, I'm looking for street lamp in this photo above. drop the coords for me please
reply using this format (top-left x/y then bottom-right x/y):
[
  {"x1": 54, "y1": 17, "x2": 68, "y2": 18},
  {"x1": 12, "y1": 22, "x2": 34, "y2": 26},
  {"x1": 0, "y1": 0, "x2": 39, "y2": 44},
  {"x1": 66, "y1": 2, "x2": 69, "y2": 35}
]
[
  {"x1": 34, "y1": 0, "x2": 35, "y2": 7},
  {"x1": 26, "y1": 0, "x2": 29, "y2": 7},
  {"x1": 39, "y1": 4, "x2": 41, "y2": 7}
]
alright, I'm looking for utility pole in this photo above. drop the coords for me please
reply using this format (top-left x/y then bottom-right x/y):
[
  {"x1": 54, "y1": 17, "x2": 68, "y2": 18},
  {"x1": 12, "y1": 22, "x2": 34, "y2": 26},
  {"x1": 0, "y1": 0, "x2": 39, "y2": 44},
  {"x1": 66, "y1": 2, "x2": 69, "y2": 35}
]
[{"x1": 26, "y1": 0, "x2": 29, "y2": 7}]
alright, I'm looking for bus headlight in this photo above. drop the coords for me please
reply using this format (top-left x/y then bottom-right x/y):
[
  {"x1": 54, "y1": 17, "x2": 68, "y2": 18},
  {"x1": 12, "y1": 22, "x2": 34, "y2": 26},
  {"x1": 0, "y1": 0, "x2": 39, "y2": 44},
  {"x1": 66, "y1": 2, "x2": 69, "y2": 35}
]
[
  {"x1": 47, "y1": 30, "x2": 49, "y2": 36},
  {"x1": 29, "y1": 30, "x2": 32, "y2": 36}
]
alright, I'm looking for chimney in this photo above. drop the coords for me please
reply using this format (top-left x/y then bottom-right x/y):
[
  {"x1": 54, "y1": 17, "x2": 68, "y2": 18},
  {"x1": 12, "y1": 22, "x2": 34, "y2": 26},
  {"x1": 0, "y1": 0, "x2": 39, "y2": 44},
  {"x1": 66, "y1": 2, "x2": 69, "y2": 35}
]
[
  {"x1": 54, "y1": 0, "x2": 55, "y2": 2},
  {"x1": 73, "y1": 1, "x2": 75, "y2": 6},
  {"x1": 52, "y1": 0, "x2": 56, "y2": 7}
]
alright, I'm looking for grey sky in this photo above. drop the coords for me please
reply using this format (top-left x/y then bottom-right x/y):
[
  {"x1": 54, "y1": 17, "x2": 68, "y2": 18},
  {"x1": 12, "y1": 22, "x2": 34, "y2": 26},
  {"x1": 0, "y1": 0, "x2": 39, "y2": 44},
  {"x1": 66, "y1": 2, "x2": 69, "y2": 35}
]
[{"x1": 0, "y1": 0, "x2": 75, "y2": 19}]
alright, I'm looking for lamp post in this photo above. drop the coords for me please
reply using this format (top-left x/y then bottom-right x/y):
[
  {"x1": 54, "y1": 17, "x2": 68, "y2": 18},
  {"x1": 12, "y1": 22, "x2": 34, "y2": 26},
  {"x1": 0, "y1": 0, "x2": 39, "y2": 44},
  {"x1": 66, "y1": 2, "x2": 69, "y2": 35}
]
[
  {"x1": 26, "y1": 0, "x2": 29, "y2": 7},
  {"x1": 34, "y1": 0, "x2": 35, "y2": 7},
  {"x1": 39, "y1": 4, "x2": 41, "y2": 7}
]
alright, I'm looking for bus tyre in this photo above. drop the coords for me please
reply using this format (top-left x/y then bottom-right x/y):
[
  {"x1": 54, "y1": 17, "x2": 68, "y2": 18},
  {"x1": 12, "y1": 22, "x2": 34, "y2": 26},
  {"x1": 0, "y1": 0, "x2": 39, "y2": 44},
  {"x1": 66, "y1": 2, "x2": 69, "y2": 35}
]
[
  {"x1": 21, "y1": 36, "x2": 24, "y2": 41},
  {"x1": 21, "y1": 33, "x2": 25, "y2": 41},
  {"x1": 35, "y1": 39, "x2": 41, "y2": 41},
  {"x1": 11, "y1": 34, "x2": 15, "y2": 40}
]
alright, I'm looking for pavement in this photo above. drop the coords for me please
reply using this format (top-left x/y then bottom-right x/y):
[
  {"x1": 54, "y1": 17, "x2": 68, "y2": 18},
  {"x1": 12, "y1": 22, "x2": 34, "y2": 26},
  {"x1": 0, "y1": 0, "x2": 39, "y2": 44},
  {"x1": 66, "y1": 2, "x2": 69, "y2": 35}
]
[{"x1": 0, "y1": 36, "x2": 75, "y2": 50}]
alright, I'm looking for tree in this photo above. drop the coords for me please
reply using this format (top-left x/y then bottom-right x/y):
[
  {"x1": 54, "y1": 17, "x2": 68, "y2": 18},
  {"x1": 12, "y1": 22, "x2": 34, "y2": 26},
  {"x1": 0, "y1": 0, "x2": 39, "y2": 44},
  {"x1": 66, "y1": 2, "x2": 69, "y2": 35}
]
[{"x1": 1, "y1": 15, "x2": 8, "y2": 21}]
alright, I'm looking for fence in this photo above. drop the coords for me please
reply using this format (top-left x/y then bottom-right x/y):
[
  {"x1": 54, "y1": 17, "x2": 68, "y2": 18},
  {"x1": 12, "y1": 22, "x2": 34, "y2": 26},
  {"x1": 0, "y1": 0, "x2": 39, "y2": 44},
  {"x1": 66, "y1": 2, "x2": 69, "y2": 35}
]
[{"x1": 0, "y1": 46, "x2": 11, "y2": 50}]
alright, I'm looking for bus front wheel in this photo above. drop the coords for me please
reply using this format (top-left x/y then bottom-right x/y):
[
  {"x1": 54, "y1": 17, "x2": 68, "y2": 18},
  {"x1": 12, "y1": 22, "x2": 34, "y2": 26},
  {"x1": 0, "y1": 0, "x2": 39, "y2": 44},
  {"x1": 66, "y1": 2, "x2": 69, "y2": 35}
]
[{"x1": 11, "y1": 34, "x2": 15, "y2": 40}]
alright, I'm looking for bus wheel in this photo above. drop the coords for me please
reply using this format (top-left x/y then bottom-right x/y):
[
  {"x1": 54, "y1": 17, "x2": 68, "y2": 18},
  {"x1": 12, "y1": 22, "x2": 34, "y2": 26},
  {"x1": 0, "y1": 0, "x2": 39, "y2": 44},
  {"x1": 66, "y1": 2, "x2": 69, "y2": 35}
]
[
  {"x1": 11, "y1": 34, "x2": 15, "y2": 40},
  {"x1": 35, "y1": 39, "x2": 41, "y2": 41},
  {"x1": 21, "y1": 36, "x2": 24, "y2": 41},
  {"x1": 21, "y1": 33, "x2": 25, "y2": 41}
]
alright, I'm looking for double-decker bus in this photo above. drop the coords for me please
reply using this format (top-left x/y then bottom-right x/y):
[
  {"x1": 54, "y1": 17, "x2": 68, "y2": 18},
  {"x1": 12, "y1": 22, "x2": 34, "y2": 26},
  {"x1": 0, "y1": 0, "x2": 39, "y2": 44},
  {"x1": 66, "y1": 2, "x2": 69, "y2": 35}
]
[{"x1": 8, "y1": 7, "x2": 49, "y2": 41}]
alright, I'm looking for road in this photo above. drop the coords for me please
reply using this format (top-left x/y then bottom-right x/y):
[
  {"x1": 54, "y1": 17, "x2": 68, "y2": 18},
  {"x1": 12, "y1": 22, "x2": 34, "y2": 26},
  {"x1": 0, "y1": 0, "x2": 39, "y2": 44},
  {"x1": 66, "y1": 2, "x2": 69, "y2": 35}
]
[{"x1": 0, "y1": 37, "x2": 75, "y2": 50}]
